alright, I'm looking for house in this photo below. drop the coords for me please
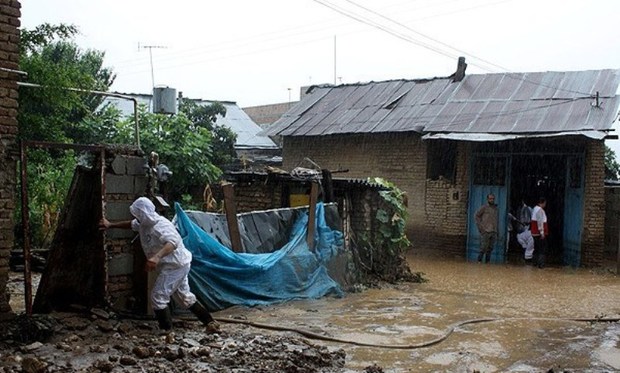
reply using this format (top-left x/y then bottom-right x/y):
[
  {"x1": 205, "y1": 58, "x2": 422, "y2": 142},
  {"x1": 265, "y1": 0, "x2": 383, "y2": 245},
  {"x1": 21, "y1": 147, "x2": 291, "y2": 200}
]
[
  {"x1": 103, "y1": 93, "x2": 281, "y2": 165},
  {"x1": 263, "y1": 59, "x2": 620, "y2": 267}
]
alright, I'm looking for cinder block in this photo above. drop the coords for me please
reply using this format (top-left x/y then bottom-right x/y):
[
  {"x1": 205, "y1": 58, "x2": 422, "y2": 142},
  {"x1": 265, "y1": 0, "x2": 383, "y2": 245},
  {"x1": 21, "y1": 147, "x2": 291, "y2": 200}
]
[
  {"x1": 106, "y1": 174, "x2": 134, "y2": 194},
  {"x1": 105, "y1": 201, "x2": 132, "y2": 221},
  {"x1": 126, "y1": 157, "x2": 147, "y2": 176},
  {"x1": 134, "y1": 176, "x2": 148, "y2": 195},
  {"x1": 110, "y1": 156, "x2": 127, "y2": 175},
  {"x1": 108, "y1": 253, "x2": 134, "y2": 276}
]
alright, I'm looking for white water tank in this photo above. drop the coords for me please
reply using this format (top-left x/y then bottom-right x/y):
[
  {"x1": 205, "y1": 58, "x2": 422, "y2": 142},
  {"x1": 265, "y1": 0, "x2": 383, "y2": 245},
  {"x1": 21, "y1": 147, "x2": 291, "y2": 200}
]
[{"x1": 152, "y1": 86, "x2": 177, "y2": 114}]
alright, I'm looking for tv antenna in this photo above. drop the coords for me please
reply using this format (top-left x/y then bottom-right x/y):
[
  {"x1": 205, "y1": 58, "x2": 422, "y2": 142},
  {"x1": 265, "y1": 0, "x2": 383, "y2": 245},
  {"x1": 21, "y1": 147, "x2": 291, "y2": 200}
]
[{"x1": 138, "y1": 43, "x2": 167, "y2": 89}]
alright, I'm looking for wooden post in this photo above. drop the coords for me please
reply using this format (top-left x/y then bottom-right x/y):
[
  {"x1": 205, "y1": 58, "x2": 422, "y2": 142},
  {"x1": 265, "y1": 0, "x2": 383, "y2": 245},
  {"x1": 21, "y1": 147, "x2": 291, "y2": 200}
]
[
  {"x1": 617, "y1": 220, "x2": 620, "y2": 275},
  {"x1": 222, "y1": 183, "x2": 243, "y2": 252},
  {"x1": 306, "y1": 182, "x2": 319, "y2": 249},
  {"x1": 321, "y1": 169, "x2": 335, "y2": 203}
]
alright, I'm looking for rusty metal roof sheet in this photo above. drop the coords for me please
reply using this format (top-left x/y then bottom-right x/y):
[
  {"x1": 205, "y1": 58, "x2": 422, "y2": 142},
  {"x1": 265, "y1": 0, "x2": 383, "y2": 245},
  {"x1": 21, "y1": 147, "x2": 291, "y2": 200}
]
[{"x1": 263, "y1": 69, "x2": 620, "y2": 137}]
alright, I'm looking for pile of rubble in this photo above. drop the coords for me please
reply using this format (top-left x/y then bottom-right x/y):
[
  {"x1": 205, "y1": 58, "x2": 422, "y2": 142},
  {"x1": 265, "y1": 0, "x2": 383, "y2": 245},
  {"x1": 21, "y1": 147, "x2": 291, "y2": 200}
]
[{"x1": 0, "y1": 310, "x2": 349, "y2": 373}]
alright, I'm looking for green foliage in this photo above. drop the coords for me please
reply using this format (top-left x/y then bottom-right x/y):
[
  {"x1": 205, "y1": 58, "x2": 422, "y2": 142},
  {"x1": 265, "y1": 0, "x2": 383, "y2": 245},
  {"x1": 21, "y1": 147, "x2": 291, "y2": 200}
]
[
  {"x1": 369, "y1": 177, "x2": 411, "y2": 254},
  {"x1": 18, "y1": 150, "x2": 76, "y2": 249},
  {"x1": 19, "y1": 23, "x2": 115, "y2": 143},
  {"x1": 179, "y1": 99, "x2": 236, "y2": 167},
  {"x1": 17, "y1": 23, "x2": 115, "y2": 249},
  {"x1": 114, "y1": 106, "x2": 221, "y2": 201},
  {"x1": 605, "y1": 145, "x2": 620, "y2": 181}
]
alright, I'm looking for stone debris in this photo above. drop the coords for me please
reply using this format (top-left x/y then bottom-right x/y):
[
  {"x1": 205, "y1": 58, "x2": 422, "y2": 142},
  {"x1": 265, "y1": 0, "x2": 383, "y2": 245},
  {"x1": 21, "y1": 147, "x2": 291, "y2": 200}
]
[{"x1": 0, "y1": 311, "x2": 349, "y2": 372}]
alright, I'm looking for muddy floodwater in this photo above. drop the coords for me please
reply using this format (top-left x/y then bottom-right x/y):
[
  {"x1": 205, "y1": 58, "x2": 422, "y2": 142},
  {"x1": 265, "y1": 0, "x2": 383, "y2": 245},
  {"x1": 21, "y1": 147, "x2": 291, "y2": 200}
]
[{"x1": 220, "y1": 253, "x2": 620, "y2": 372}]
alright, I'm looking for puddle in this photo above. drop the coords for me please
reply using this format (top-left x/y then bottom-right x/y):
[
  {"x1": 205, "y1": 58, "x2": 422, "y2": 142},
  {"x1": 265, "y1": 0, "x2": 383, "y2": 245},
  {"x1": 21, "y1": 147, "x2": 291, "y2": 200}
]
[{"x1": 220, "y1": 252, "x2": 620, "y2": 372}]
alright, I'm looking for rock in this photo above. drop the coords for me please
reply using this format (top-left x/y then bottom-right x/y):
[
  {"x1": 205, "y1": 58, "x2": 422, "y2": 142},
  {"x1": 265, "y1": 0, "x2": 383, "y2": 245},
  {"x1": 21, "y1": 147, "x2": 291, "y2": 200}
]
[
  {"x1": 22, "y1": 341, "x2": 43, "y2": 352},
  {"x1": 181, "y1": 338, "x2": 201, "y2": 348},
  {"x1": 63, "y1": 317, "x2": 90, "y2": 331},
  {"x1": 132, "y1": 346, "x2": 150, "y2": 359},
  {"x1": 90, "y1": 308, "x2": 110, "y2": 320},
  {"x1": 117, "y1": 322, "x2": 133, "y2": 334},
  {"x1": 21, "y1": 356, "x2": 46, "y2": 373},
  {"x1": 94, "y1": 359, "x2": 115, "y2": 372},
  {"x1": 119, "y1": 355, "x2": 137, "y2": 366},
  {"x1": 95, "y1": 320, "x2": 115, "y2": 332}
]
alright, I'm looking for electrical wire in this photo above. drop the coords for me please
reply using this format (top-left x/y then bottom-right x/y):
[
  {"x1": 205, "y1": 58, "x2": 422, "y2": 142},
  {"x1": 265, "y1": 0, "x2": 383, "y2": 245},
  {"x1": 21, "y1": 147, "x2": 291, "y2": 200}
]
[{"x1": 315, "y1": 0, "x2": 597, "y2": 97}]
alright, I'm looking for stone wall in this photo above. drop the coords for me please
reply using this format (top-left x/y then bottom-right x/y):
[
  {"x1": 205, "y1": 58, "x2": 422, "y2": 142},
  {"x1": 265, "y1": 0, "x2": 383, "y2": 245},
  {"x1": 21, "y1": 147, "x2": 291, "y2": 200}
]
[
  {"x1": 0, "y1": 0, "x2": 20, "y2": 319},
  {"x1": 582, "y1": 140, "x2": 606, "y2": 266}
]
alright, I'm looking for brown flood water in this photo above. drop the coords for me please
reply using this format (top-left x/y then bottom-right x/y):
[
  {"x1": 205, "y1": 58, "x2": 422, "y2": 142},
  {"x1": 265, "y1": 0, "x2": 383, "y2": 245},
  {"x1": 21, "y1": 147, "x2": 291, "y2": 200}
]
[{"x1": 220, "y1": 252, "x2": 620, "y2": 372}]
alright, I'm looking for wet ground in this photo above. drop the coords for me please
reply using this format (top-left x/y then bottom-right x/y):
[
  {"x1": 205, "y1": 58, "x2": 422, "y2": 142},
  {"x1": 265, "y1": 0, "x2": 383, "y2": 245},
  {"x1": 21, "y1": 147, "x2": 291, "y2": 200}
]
[
  {"x1": 5, "y1": 253, "x2": 620, "y2": 372},
  {"x1": 219, "y1": 252, "x2": 620, "y2": 372}
]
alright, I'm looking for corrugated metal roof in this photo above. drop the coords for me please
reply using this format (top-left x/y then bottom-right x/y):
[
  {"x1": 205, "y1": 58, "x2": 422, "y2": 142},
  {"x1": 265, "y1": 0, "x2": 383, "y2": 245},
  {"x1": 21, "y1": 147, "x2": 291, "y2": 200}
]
[
  {"x1": 263, "y1": 69, "x2": 620, "y2": 137},
  {"x1": 103, "y1": 94, "x2": 279, "y2": 150}
]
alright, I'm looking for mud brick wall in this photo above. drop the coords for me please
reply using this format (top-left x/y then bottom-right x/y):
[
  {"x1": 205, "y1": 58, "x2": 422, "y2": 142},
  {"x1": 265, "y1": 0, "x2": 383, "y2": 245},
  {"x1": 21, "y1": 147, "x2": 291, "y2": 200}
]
[
  {"x1": 0, "y1": 0, "x2": 20, "y2": 319},
  {"x1": 282, "y1": 134, "x2": 470, "y2": 255},
  {"x1": 103, "y1": 155, "x2": 148, "y2": 310},
  {"x1": 233, "y1": 182, "x2": 282, "y2": 213},
  {"x1": 582, "y1": 140, "x2": 605, "y2": 266}
]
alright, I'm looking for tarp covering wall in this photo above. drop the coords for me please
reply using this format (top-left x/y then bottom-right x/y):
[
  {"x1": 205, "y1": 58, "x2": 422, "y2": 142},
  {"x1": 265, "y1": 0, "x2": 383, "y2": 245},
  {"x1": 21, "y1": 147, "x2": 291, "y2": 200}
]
[{"x1": 174, "y1": 203, "x2": 345, "y2": 311}]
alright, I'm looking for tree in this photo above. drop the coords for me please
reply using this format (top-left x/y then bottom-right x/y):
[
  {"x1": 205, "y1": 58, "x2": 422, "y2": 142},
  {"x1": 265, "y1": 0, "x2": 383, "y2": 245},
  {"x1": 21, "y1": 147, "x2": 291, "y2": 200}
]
[
  {"x1": 113, "y1": 106, "x2": 221, "y2": 202},
  {"x1": 17, "y1": 23, "x2": 115, "y2": 249},
  {"x1": 19, "y1": 23, "x2": 115, "y2": 143},
  {"x1": 179, "y1": 99, "x2": 237, "y2": 168},
  {"x1": 605, "y1": 145, "x2": 620, "y2": 180}
]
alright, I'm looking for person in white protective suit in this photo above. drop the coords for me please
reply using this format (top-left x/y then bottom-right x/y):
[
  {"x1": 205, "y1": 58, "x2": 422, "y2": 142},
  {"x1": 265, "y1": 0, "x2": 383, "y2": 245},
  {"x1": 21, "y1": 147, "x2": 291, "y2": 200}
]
[
  {"x1": 517, "y1": 228, "x2": 534, "y2": 261},
  {"x1": 100, "y1": 197, "x2": 220, "y2": 333}
]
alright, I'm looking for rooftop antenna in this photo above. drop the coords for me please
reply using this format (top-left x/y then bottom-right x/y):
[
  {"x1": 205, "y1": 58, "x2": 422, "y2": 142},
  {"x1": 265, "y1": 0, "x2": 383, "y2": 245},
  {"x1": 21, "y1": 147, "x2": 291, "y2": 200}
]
[
  {"x1": 138, "y1": 43, "x2": 167, "y2": 89},
  {"x1": 333, "y1": 35, "x2": 337, "y2": 85}
]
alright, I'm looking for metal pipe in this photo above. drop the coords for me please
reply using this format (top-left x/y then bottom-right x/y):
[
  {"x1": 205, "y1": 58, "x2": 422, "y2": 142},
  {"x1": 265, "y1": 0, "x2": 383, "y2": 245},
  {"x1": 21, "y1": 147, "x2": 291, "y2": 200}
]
[
  {"x1": 0, "y1": 67, "x2": 28, "y2": 76},
  {"x1": 17, "y1": 82, "x2": 140, "y2": 148},
  {"x1": 19, "y1": 140, "x2": 33, "y2": 316}
]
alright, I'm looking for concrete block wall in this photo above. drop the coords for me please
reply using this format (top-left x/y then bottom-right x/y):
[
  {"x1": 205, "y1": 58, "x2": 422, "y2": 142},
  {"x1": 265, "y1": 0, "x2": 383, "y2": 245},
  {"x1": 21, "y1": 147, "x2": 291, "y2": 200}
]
[
  {"x1": 234, "y1": 182, "x2": 282, "y2": 213},
  {"x1": 103, "y1": 154, "x2": 147, "y2": 309},
  {"x1": 0, "y1": 0, "x2": 20, "y2": 319},
  {"x1": 582, "y1": 140, "x2": 605, "y2": 266}
]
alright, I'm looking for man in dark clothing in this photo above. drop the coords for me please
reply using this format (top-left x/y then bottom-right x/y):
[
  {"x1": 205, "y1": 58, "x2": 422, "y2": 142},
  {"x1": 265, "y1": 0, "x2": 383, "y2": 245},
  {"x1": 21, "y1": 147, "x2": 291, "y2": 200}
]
[{"x1": 475, "y1": 193, "x2": 499, "y2": 263}]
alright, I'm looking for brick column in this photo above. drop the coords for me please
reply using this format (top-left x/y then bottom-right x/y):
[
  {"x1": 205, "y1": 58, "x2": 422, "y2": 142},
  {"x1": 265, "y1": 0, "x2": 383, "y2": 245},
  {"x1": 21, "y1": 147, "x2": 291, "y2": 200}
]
[
  {"x1": 582, "y1": 140, "x2": 605, "y2": 266},
  {"x1": 0, "y1": 0, "x2": 21, "y2": 318}
]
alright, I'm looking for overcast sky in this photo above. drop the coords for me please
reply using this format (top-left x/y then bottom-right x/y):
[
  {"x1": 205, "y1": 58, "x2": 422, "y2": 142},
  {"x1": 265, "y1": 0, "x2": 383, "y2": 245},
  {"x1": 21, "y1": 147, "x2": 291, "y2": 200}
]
[
  {"x1": 21, "y1": 0, "x2": 620, "y2": 106},
  {"x1": 18, "y1": 0, "x2": 620, "y2": 155}
]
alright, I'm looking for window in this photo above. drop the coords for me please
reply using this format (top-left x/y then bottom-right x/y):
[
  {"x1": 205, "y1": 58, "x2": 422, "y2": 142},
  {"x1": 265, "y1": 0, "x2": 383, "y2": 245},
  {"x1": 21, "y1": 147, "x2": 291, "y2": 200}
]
[
  {"x1": 472, "y1": 156, "x2": 506, "y2": 186},
  {"x1": 427, "y1": 140, "x2": 456, "y2": 182}
]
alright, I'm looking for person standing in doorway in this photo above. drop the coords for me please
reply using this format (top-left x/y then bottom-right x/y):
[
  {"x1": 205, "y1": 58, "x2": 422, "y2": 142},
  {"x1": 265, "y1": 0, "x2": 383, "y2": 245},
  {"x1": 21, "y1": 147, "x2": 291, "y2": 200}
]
[
  {"x1": 475, "y1": 193, "x2": 498, "y2": 263},
  {"x1": 100, "y1": 197, "x2": 220, "y2": 333},
  {"x1": 530, "y1": 197, "x2": 549, "y2": 268}
]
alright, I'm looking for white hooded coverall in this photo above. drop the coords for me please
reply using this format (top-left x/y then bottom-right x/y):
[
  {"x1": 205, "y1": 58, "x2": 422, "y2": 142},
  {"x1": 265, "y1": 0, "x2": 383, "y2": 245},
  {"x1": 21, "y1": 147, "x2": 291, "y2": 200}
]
[{"x1": 130, "y1": 197, "x2": 197, "y2": 310}]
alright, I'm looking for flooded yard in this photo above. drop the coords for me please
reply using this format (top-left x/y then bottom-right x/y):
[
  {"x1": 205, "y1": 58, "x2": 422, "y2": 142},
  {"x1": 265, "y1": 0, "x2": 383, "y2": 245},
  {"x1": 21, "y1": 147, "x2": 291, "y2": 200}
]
[{"x1": 219, "y1": 252, "x2": 620, "y2": 372}]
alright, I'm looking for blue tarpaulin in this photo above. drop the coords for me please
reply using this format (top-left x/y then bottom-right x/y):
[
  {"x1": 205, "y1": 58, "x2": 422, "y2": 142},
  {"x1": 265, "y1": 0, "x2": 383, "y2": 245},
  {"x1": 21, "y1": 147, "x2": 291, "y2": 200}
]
[{"x1": 174, "y1": 202, "x2": 345, "y2": 311}]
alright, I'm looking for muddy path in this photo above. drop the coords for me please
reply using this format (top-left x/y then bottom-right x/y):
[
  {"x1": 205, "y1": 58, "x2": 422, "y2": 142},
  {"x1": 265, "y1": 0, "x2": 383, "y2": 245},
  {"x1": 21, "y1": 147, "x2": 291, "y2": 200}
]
[
  {"x1": 218, "y1": 253, "x2": 620, "y2": 372},
  {"x1": 4, "y1": 253, "x2": 620, "y2": 372}
]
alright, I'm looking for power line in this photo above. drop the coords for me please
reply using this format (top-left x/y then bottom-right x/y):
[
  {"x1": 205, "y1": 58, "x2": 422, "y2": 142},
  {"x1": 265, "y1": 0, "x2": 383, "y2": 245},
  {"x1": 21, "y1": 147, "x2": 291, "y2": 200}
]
[{"x1": 315, "y1": 0, "x2": 595, "y2": 97}]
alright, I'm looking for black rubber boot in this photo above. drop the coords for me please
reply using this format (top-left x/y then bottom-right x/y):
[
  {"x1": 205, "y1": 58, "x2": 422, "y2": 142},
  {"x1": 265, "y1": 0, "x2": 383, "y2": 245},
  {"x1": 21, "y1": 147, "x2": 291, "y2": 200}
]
[
  {"x1": 189, "y1": 302, "x2": 214, "y2": 324},
  {"x1": 189, "y1": 302, "x2": 220, "y2": 333},
  {"x1": 154, "y1": 307, "x2": 172, "y2": 330}
]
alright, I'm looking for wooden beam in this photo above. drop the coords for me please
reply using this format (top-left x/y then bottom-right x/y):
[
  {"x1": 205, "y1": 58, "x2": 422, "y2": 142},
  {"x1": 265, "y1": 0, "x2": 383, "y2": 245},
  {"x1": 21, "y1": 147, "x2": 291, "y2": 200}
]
[
  {"x1": 306, "y1": 182, "x2": 319, "y2": 249},
  {"x1": 222, "y1": 183, "x2": 243, "y2": 252}
]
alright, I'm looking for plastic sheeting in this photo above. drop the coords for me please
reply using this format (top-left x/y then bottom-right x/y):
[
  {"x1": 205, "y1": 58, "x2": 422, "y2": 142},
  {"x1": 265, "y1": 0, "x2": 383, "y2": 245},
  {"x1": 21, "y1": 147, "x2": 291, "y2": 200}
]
[{"x1": 174, "y1": 202, "x2": 345, "y2": 311}]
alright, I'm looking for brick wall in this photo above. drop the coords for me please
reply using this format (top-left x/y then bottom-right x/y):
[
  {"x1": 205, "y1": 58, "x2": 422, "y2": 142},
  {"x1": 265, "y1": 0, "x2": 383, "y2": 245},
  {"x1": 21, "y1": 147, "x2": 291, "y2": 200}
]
[
  {"x1": 582, "y1": 140, "x2": 605, "y2": 266},
  {"x1": 282, "y1": 133, "x2": 470, "y2": 255},
  {"x1": 0, "y1": 0, "x2": 20, "y2": 319}
]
